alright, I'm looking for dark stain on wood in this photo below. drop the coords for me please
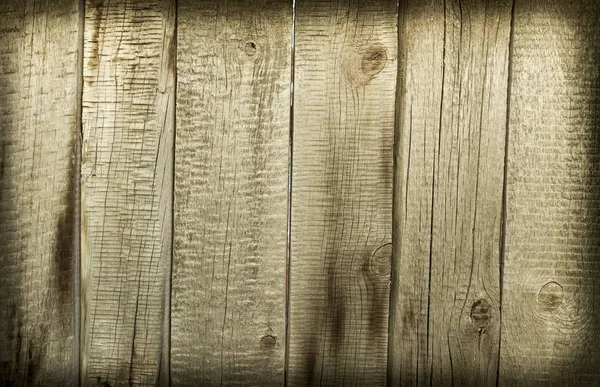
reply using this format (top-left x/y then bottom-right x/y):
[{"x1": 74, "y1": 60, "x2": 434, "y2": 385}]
[
  {"x1": 303, "y1": 335, "x2": 319, "y2": 385},
  {"x1": 13, "y1": 319, "x2": 48, "y2": 386},
  {"x1": 96, "y1": 376, "x2": 112, "y2": 387},
  {"x1": 14, "y1": 326, "x2": 23, "y2": 375},
  {"x1": 87, "y1": 0, "x2": 104, "y2": 71},
  {"x1": 52, "y1": 141, "x2": 76, "y2": 307},
  {"x1": 167, "y1": 31, "x2": 175, "y2": 72},
  {"x1": 25, "y1": 347, "x2": 41, "y2": 386},
  {"x1": 326, "y1": 263, "x2": 346, "y2": 354},
  {"x1": 0, "y1": 140, "x2": 6, "y2": 179}
]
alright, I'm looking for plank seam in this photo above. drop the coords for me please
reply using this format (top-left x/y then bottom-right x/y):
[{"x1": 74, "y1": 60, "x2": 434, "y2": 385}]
[
  {"x1": 163, "y1": 1, "x2": 177, "y2": 385},
  {"x1": 497, "y1": 1, "x2": 517, "y2": 386},
  {"x1": 284, "y1": 1, "x2": 296, "y2": 385},
  {"x1": 76, "y1": 0, "x2": 86, "y2": 384},
  {"x1": 388, "y1": 2, "x2": 401, "y2": 385},
  {"x1": 425, "y1": 0, "x2": 449, "y2": 383}
]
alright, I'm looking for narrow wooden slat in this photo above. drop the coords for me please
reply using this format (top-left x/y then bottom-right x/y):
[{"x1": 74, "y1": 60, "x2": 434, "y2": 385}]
[
  {"x1": 390, "y1": 1, "x2": 513, "y2": 385},
  {"x1": 500, "y1": 1, "x2": 600, "y2": 385},
  {"x1": 171, "y1": 1, "x2": 291, "y2": 385},
  {"x1": 80, "y1": 0, "x2": 175, "y2": 384},
  {"x1": 287, "y1": 1, "x2": 397, "y2": 385},
  {"x1": 0, "y1": 0, "x2": 80, "y2": 384}
]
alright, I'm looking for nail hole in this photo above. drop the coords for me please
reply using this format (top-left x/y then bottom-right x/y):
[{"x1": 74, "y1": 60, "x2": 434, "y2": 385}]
[
  {"x1": 260, "y1": 335, "x2": 276, "y2": 350},
  {"x1": 245, "y1": 41, "x2": 257, "y2": 56}
]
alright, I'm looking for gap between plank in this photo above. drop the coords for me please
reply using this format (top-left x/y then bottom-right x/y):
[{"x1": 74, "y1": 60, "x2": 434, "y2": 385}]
[
  {"x1": 163, "y1": 1, "x2": 178, "y2": 385},
  {"x1": 76, "y1": 0, "x2": 86, "y2": 384},
  {"x1": 496, "y1": 1, "x2": 517, "y2": 386},
  {"x1": 284, "y1": 0, "x2": 296, "y2": 385}
]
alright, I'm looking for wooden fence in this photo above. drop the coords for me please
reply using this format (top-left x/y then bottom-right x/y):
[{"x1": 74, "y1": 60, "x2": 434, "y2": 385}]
[{"x1": 1, "y1": 0, "x2": 599, "y2": 385}]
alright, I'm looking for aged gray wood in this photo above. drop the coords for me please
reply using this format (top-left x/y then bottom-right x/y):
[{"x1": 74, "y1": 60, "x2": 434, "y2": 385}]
[
  {"x1": 171, "y1": 0, "x2": 291, "y2": 385},
  {"x1": 390, "y1": 0, "x2": 513, "y2": 385},
  {"x1": 500, "y1": 1, "x2": 600, "y2": 385},
  {"x1": 0, "y1": 0, "x2": 80, "y2": 384},
  {"x1": 80, "y1": 0, "x2": 175, "y2": 384},
  {"x1": 287, "y1": 1, "x2": 397, "y2": 385}
]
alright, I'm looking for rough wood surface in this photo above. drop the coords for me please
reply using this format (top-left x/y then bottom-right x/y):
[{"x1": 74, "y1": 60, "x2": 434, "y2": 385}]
[
  {"x1": 389, "y1": 1, "x2": 513, "y2": 385},
  {"x1": 80, "y1": 0, "x2": 175, "y2": 384},
  {"x1": 500, "y1": 1, "x2": 600, "y2": 385},
  {"x1": 287, "y1": 1, "x2": 397, "y2": 385},
  {"x1": 0, "y1": 0, "x2": 80, "y2": 385},
  {"x1": 171, "y1": 0, "x2": 291, "y2": 385}
]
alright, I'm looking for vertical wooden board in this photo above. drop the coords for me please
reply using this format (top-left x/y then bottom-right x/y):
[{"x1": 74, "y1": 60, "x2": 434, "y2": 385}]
[
  {"x1": 500, "y1": 1, "x2": 600, "y2": 385},
  {"x1": 390, "y1": 0, "x2": 513, "y2": 385},
  {"x1": 0, "y1": 0, "x2": 80, "y2": 385},
  {"x1": 288, "y1": 1, "x2": 397, "y2": 385},
  {"x1": 80, "y1": 0, "x2": 175, "y2": 384},
  {"x1": 171, "y1": 0, "x2": 291, "y2": 385}
]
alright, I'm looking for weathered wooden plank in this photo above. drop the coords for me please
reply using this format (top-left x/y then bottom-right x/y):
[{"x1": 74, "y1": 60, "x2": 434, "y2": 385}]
[
  {"x1": 287, "y1": 1, "x2": 397, "y2": 385},
  {"x1": 171, "y1": 0, "x2": 291, "y2": 385},
  {"x1": 500, "y1": 1, "x2": 600, "y2": 385},
  {"x1": 389, "y1": 1, "x2": 513, "y2": 385},
  {"x1": 80, "y1": 0, "x2": 175, "y2": 384},
  {"x1": 0, "y1": 0, "x2": 80, "y2": 384}
]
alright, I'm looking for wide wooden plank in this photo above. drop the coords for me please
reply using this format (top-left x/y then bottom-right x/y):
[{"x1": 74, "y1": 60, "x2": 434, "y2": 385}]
[
  {"x1": 80, "y1": 0, "x2": 175, "y2": 384},
  {"x1": 171, "y1": 0, "x2": 291, "y2": 385},
  {"x1": 287, "y1": 1, "x2": 397, "y2": 385},
  {"x1": 500, "y1": 1, "x2": 600, "y2": 385},
  {"x1": 0, "y1": 0, "x2": 80, "y2": 384},
  {"x1": 389, "y1": 1, "x2": 513, "y2": 385}
]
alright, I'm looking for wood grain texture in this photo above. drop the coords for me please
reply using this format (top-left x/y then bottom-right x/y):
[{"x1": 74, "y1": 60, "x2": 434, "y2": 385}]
[
  {"x1": 390, "y1": 1, "x2": 513, "y2": 385},
  {"x1": 500, "y1": 1, "x2": 600, "y2": 385},
  {"x1": 0, "y1": 0, "x2": 80, "y2": 384},
  {"x1": 171, "y1": 0, "x2": 291, "y2": 385},
  {"x1": 287, "y1": 1, "x2": 397, "y2": 385},
  {"x1": 80, "y1": 0, "x2": 175, "y2": 384}
]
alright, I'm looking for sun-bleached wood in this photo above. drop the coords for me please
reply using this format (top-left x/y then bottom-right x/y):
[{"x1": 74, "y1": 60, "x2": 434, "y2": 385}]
[
  {"x1": 287, "y1": 1, "x2": 397, "y2": 385},
  {"x1": 500, "y1": 1, "x2": 600, "y2": 385},
  {"x1": 390, "y1": 1, "x2": 513, "y2": 385},
  {"x1": 171, "y1": 0, "x2": 291, "y2": 385},
  {"x1": 0, "y1": 0, "x2": 80, "y2": 384},
  {"x1": 80, "y1": 0, "x2": 175, "y2": 384}
]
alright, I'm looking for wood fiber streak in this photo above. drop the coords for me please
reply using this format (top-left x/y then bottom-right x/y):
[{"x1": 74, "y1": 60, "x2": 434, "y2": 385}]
[
  {"x1": 390, "y1": 1, "x2": 512, "y2": 385},
  {"x1": 288, "y1": 1, "x2": 397, "y2": 386},
  {"x1": 500, "y1": 1, "x2": 600, "y2": 385},
  {"x1": 0, "y1": 0, "x2": 80, "y2": 385},
  {"x1": 81, "y1": 0, "x2": 175, "y2": 384},
  {"x1": 171, "y1": 1, "x2": 291, "y2": 385}
]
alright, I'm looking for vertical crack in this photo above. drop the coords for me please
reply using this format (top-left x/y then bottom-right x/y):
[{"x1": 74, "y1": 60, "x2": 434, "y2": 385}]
[{"x1": 497, "y1": 1, "x2": 517, "y2": 386}]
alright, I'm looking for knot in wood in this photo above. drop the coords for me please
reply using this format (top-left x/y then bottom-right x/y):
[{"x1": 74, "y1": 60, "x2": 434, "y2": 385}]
[
  {"x1": 369, "y1": 243, "x2": 392, "y2": 277},
  {"x1": 260, "y1": 335, "x2": 277, "y2": 350},
  {"x1": 360, "y1": 46, "x2": 387, "y2": 77},
  {"x1": 342, "y1": 44, "x2": 388, "y2": 86},
  {"x1": 470, "y1": 298, "x2": 492, "y2": 328},
  {"x1": 537, "y1": 281, "x2": 563, "y2": 311}
]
